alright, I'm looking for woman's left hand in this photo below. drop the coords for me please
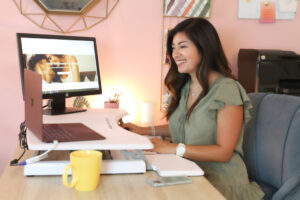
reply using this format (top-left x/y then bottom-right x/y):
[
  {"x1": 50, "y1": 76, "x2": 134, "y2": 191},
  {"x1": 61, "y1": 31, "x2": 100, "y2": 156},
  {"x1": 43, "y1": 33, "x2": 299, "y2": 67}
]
[{"x1": 149, "y1": 137, "x2": 177, "y2": 154}]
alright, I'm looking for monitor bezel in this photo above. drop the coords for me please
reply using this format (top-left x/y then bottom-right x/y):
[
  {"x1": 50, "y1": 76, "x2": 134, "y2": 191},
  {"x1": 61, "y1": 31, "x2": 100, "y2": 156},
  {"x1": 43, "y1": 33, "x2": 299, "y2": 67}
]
[{"x1": 17, "y1": 32, "x2": 102, "y2": 100}]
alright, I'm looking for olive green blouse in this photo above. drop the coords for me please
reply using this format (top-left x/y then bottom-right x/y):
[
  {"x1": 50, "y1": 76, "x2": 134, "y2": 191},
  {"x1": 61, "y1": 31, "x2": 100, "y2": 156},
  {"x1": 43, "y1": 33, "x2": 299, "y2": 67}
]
[{"x1": 169, "y1": 76, "x2": 264, "y2": 200}]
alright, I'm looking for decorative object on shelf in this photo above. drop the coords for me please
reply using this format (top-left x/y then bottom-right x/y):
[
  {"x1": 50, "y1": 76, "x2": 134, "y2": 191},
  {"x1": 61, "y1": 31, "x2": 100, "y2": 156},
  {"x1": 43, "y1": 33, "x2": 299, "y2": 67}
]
[
  {"x1": 163, "y1": 0, "x2": 211, "y2": 18},
  {"x1": 104, "y1": 88, "x2": 120, "y2": 109},
  {"x1": 73, "y1": 96, "x2": 90, "y2": 109},
  {"x1": 13, "y1": 0, "x2": 120, "y2": 33}
]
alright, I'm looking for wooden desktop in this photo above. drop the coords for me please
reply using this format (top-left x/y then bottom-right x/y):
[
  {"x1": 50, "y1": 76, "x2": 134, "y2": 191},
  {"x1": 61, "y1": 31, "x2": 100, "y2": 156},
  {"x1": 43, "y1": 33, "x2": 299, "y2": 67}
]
[{"x1": 0, "y1": 147, "x2": 225, "y2": 200}]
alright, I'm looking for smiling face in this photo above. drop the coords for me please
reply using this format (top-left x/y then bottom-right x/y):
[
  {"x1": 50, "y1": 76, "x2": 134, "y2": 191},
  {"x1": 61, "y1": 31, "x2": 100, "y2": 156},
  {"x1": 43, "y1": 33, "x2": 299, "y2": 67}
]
[{"x1": 171, "y1": 32, "x2": 201, "y2": 76}]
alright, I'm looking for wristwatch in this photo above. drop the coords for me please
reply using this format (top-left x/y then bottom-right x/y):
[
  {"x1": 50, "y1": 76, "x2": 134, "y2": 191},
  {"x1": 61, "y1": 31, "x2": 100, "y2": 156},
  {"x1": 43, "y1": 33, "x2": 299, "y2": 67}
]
[{"x1": 176, "y1": 143, "x2": 185, "y2": 157}]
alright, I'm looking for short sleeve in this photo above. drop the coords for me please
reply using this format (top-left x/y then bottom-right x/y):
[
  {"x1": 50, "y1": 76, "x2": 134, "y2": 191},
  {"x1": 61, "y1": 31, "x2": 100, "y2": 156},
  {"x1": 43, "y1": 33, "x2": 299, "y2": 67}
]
[{"x1": 207, "y1": 80, "x2": 252, "y2": 122}]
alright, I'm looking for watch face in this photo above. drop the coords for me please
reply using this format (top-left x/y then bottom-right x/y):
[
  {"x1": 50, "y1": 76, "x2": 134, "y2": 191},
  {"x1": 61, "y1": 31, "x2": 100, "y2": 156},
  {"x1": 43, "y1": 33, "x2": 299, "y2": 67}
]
[
  {"x1": 176, "y1": 144, "x2": 185, "y2": 156},
  {"x1": 178, "y1": 147, "x2": 184, "y2": 153}
]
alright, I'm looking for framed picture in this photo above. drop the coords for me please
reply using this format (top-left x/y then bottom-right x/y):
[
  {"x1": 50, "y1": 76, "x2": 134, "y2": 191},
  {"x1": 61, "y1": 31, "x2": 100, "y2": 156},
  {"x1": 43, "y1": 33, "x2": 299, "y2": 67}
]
[{"x1": 163, "y1": 0, "x2": 211, "y2": 18}]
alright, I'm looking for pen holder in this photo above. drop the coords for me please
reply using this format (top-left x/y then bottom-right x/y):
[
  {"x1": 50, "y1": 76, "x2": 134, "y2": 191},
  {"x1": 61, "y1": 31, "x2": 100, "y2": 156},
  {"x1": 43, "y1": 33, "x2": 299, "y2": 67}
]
[{"x1": 104, "y1": 102, "x2": 119, "y2": 109}]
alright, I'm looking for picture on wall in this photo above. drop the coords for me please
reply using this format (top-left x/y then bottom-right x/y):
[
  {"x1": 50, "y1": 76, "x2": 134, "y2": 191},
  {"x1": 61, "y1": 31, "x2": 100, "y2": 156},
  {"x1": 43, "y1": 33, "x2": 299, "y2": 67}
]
[{"x1": 163, "y1": 0, "x2": 211, "y2": 18}]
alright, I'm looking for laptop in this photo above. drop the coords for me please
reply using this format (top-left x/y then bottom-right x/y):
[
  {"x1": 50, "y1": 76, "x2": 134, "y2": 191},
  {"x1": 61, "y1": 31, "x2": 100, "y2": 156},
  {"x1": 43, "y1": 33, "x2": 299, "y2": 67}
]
[{"x1": 24, "y1": 69, "x2": 105, "y2": 143}]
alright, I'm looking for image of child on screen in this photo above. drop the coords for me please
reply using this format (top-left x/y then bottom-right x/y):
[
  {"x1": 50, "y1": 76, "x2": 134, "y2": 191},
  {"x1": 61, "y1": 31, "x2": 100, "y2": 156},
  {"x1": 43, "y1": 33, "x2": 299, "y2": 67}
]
[{"x1": 46, "y1": 54, "x2": 80, "y2": 83}]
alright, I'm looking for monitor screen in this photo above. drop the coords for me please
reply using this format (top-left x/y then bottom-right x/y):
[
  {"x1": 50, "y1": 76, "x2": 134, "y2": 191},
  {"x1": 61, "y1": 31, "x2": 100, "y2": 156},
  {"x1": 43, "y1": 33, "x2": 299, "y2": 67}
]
[{"x1": 17, "y1": 33, "x2": 102, "y2": 115}]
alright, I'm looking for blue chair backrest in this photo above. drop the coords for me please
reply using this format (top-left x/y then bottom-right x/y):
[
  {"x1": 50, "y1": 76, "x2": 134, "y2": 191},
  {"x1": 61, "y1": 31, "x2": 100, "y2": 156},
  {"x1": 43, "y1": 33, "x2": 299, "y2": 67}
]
[{"x1": 243, "y1": 93, "x2": 300, "y2": 189}]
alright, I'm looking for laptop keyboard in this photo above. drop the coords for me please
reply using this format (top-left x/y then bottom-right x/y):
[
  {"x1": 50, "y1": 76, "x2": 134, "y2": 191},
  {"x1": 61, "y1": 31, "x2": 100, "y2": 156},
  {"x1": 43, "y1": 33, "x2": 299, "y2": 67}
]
[{"x1": 42, "y1": 124, "x2": 75, "y2": 142}]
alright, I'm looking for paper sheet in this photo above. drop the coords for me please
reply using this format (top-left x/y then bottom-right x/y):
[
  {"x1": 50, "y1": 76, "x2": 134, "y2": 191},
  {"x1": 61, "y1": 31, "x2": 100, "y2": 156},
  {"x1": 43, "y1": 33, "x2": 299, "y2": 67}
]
[
  {"x1": 279, "y1": 0, "x2": 298, "y2": 12},
  {"x1": 239, "y1": 0, "x2": 260, "y2": 19},
  {"x1": 260, "y1": 0, "x2": 276, "y2": 23},
  {"x1": 238, "y1": 0, "x2": 297, "y2": 20}
]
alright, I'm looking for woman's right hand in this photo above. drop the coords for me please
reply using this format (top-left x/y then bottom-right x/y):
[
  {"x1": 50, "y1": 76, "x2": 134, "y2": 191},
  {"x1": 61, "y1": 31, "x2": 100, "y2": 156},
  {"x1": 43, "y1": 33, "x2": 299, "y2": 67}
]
[{"x1": 120, "y1": 122, "x2": 149, "y2": 135}]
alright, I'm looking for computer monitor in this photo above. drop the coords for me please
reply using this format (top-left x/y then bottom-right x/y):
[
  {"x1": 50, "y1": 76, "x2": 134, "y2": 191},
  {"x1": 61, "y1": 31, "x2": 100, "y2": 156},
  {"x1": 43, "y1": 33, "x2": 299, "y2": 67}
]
[{"x1": 17, "y1": 33, "x2": 102, "y2": 115}]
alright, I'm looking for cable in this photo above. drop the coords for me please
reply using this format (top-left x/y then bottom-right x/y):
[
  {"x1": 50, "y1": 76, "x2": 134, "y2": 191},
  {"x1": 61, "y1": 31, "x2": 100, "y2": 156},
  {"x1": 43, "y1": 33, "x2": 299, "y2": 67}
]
[
  {"x1": 10, "y1": 103, "x2": 53, "y2": 165},
  {"x1": 10, "y1": 149, "x2": 26, "y2": 166},
  {"x1": 42, "y1": 101, "x2": 49, "y2": 108},
  {"x1": 10, "y1": 121, "x2": 28, "y2": 166},
  {"x1": 18, "y1": 140, "x2": 58, "y2": 165},
  {"x1": 10, "y1": 121, "x2": 58, "y2": 166}
]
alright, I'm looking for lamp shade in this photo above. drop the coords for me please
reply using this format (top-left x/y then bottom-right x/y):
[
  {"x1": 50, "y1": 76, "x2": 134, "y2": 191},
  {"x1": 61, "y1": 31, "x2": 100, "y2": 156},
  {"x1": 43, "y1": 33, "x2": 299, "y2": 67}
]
[{"x1": 141, "y1": 102, "x2": 154, "y2": 124}]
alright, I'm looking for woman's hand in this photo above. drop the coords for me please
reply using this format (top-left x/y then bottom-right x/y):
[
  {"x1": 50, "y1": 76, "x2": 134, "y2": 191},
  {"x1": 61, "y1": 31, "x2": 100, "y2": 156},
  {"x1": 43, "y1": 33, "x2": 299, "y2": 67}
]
[
  {"x1": 120, "y1": 122, "x2": 149, "y2": 135},
  {"x1": 149, "y1": 138, "x2": 177, "y2": 154}
]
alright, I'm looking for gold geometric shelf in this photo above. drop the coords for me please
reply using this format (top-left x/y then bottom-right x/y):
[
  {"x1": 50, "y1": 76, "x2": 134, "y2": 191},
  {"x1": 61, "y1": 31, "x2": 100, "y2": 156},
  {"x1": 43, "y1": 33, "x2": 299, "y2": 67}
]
[{"x1": 13, "y1": 0, "x2": 119, "y2": 33}]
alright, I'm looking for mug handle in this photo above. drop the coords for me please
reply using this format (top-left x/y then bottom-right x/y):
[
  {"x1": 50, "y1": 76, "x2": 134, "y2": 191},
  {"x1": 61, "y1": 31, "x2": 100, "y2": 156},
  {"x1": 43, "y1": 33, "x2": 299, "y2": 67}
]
[{"x1": 62, "y1": 164, "x2": 78, "y2": 188}]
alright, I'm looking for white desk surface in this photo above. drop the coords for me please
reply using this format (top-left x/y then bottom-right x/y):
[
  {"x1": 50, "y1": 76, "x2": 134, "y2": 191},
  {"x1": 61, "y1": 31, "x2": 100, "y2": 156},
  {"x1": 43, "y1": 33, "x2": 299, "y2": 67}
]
[{"x1": 27, "y1": 108, "x2": 153, "y2": 151}]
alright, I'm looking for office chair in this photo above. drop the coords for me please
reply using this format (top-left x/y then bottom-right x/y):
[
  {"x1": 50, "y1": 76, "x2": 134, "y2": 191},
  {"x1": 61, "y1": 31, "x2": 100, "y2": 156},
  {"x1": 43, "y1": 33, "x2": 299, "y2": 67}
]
[{"x1": 243, "y1": 93, "x2": 300, "y2": 200}]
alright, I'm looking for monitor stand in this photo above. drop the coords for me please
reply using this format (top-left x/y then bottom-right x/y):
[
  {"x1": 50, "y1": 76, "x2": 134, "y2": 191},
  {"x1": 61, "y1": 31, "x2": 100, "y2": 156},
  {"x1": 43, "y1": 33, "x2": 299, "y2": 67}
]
[{"x1": 43, "y1": 97, "x2": 86, "y2": 115}]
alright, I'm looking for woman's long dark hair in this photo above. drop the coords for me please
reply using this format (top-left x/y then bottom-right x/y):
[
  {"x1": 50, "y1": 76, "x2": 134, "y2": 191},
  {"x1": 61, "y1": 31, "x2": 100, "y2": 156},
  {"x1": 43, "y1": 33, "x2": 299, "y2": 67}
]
[{"x1": 165, "y1": 18, "x2": 235, "y2": 120}]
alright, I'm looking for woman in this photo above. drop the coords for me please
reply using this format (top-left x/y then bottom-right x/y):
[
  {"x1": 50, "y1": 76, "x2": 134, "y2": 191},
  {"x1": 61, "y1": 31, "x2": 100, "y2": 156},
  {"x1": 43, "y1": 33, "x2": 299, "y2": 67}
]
[{"x1": 122, "y1": 18, "x2": 264, "y2": 199}]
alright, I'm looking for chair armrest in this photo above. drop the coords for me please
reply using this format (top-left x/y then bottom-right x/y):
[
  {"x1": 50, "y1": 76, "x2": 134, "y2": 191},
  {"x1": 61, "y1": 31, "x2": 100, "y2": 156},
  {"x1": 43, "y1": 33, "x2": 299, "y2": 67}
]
[{"x1": 273, "y1": 174, "x2": 300, "y2": 200}]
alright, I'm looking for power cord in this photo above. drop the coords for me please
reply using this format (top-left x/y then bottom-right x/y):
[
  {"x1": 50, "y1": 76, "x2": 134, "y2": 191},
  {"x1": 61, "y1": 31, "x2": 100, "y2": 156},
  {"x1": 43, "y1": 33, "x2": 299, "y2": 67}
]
[
  {"x1": 10, "y1": 121, "x2": 28, "y2": 166},
  {"x1": 10, "y1": 102, "x2": 50, "y2": 166},
  {"x1": 42, "y1": 101, "x2": 49, "y2": 108},
  {"x1": 18, "y1": 140, "x2": 58, "y2": 165},
  {"x1": 10, "y1": 121, "x2": 59, "y2": 166}
]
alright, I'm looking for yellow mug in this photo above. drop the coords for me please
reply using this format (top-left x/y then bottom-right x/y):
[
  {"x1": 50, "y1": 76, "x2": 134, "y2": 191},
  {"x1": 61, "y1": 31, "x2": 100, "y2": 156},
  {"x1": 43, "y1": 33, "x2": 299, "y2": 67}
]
[{"x1": 62, "y1": 150, "x2": 102, "y2": 191}]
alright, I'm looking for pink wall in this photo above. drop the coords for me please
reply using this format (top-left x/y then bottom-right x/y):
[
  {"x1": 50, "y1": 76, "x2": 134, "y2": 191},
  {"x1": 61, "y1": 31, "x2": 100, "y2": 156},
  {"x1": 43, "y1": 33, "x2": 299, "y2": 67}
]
[{"x1": 0, "y1": 0, "x2": 299, "y2": 175}]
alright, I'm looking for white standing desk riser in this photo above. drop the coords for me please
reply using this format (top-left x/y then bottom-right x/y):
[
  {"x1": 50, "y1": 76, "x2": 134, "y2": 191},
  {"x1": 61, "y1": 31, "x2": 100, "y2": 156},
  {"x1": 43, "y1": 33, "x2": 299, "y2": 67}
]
[
  {"x1": 25, "y1": 108, "x2": 152, "y2": 176},
  {"x1": 27, "y1": 108, "x2": 153, "y2": 151},
  {"x1": 24, "y1": 108, "x2": 203, "y2": 177}
]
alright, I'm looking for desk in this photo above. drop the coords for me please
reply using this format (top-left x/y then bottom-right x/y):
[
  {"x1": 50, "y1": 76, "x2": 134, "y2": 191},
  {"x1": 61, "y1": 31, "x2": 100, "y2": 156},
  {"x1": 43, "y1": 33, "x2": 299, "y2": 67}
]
[{"x1": 0, "y1": 148, "x2": 225, "y2": 200}]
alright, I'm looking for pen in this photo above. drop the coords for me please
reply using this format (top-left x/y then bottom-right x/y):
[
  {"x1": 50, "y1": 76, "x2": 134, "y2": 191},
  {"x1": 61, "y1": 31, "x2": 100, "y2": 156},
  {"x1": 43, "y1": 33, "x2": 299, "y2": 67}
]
[
  {"x1": 105, "y1": 116, "x2": 112, "y2": 129},
  {"x1": 18, "y1": 155, "x2": 47, "y2": 166}
]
